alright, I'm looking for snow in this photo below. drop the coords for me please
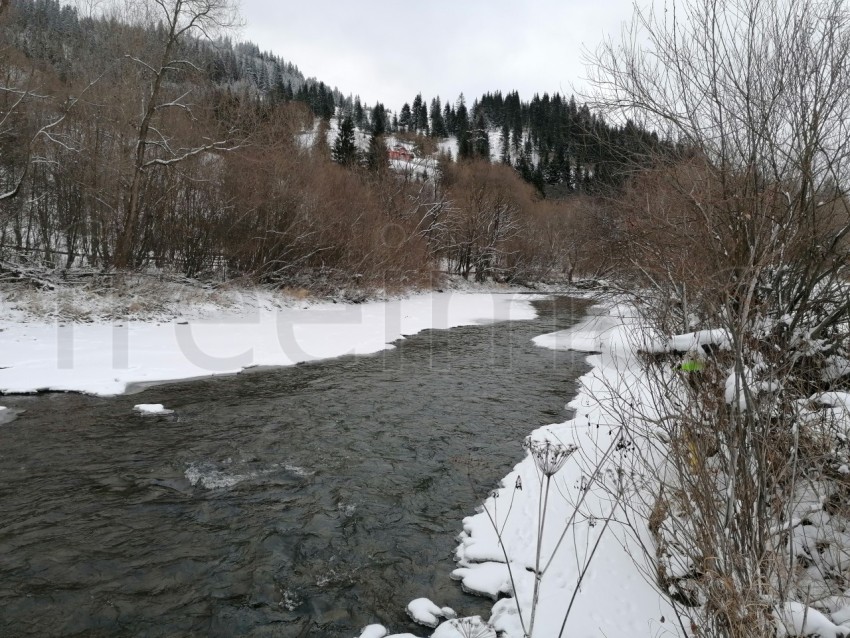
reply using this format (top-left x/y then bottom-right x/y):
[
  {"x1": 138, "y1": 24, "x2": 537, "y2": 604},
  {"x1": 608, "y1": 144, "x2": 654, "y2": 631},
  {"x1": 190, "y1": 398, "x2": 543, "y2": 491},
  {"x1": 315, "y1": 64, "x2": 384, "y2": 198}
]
[
  {"x1": 0, "y1": 291, "x2": 539, "y2": 396},
  {"x1": 451, "y1": 562, "x2": 512, "y2": 600},
  {"x1": 437, "y1": 137, "x2": 458, "y2": 160},
  {"x1": 0, "y1": 405, "x2": 17, "y2": 425},
  {"x1": 531, "y1": 302, "x2": 646, "y2": 355},
  {"x1": 358, "y1": 625, "x2": 389, "y2": 638},
  {"x1": 775, "y1": 601, "x2": 850, "y2": 637},
  {"x1": 668, "y1": 328, "x2": 730, "y2": 353},
  {"x1": 813, "y1": 392, "x2": 850, "y2": 411},
  {"x1": 442, "y1": 302, "x2": 679, "y2": 637},
  {"x1": 132, "y1": 403, "x2": 173, "y2": 415},
  {"x1": 406, "y1": 598, "x2": 455, "y2": 628}
]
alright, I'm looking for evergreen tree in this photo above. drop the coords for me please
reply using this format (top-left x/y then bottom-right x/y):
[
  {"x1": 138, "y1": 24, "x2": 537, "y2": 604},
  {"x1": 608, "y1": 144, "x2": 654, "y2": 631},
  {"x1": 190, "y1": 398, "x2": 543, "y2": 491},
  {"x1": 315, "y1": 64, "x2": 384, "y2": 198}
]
[
  {"x1": 500, "y1": 124, "x2": 511, "y2": 164},
  {"x1": 399, "y1": 103, "x2": 412, "y2": 131},
  {"x1": 370, "y1": 102, "x2": 387, "y2": 135},
  {"x1": 455, "y1": 94, "x2": 471, "y2": 159},
  {"x1": 353, "y1": 97, "x2": 365, "y2": 129},
  {"x1": 532, "y1": 162, "x2": 546, "y2": 196},
  {"x1": 416, "y1": 99, "x2": 429, "y2": 133},
  {"x1": 430, "y1": 97, "x2": 447, "y2": 137},
  {"x1": 317, "y1": 82, "x2": 334, "y2": 120},
  {"x1": 516, "y1": 150, "x2": 532, "y2": 182},
  {"x1": 472, "y1": 111, "x2": 490, "y2": 160},
  {"x1": 332, "y1": 116, "x2": 359, "y2": 166},
  {"x1": 444, "y1": 103, "x2": 456, "y2": 135},
  {"x1": 412, "y1": 93, "x2": 423, "y2": 131},
  {"x1": 366, "y1": 132, "x2": 386, "y2": 171}
]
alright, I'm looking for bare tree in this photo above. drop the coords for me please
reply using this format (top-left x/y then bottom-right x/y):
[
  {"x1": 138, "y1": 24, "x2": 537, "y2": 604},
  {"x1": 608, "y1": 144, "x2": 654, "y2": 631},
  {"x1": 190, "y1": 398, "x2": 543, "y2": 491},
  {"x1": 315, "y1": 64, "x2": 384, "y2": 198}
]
[
  {"x1": 586, "y1": 0, "x2": 850, "y2": 635},
  {"x1": 113, "y1": 0, "x2": 241, "y2": 268}
]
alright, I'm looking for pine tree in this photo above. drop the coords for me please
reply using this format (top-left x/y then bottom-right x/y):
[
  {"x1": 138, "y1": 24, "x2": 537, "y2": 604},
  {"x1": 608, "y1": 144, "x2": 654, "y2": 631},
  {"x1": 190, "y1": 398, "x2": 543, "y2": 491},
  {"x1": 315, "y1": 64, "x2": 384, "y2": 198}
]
[
  {"x1": 416, "y1": 99, "x2": 429, "y2": 134},
  {"x1": 430, "y1": 97, "x2": 447, "y2": 137},
  {"x1": 366, "y1": 132, "x2": 386, "y2": 171},
  {"x1": 516, "y1": 151, "x2": 532, "y2": 182},
  {"x1": 500, "y1": 124, "x2": 511, "y2": 164},
  {"x1": 532, "y1": 162, "x2": 546, "y2": 196},
  {"x1": 456, "y1": 94, "x2": 471, "y2": 159},
  {"x1": 412, "y1": 93, "x2": 423, "y2": 132},
  {"x1": 354, "y1": 97, "x2": 365, "y2": 129},
  {"x1": 472, "y1": 111, "x2": 490, "y2": 160},
  {"x1": 444, "y1": 103, "x2": 456, "y2": 135},
  {"x1": 399, "y1": 103, "x2": 412, "y2": 132},
  {"x1": 370, "y1": 102, "x2": 387, "y2": 135},
  {"x1": 332, "y1": 116, "x2": 359, "y2": 167}
]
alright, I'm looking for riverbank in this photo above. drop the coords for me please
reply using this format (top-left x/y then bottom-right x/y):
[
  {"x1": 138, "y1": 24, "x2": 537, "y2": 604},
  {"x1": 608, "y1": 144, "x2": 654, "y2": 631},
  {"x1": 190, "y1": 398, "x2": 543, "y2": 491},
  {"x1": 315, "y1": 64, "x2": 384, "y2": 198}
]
[
  {"x1": 0, "y1": 282, "x2": 548, "y2": 396},
  {"x1": 453, "y1": 303, "x2": 678, "y2": 637},
  {"x1": 351, "y1": 302, "x2": 679, "y2": 638}
]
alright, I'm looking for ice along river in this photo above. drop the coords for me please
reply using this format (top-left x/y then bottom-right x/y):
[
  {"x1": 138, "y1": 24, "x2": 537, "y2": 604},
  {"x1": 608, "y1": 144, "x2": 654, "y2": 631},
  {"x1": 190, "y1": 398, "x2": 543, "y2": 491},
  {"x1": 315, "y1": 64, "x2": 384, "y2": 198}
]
[{"x1": 0, "y1": 294, "x2": 589, "y2": 637}]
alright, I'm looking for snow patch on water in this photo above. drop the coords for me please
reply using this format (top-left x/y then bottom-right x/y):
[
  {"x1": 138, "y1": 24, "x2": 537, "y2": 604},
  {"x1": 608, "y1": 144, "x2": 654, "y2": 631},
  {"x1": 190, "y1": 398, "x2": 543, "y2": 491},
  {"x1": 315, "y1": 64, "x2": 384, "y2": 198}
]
[
  {"x1": 0, "y1": 405, "x2": 19, "y2": 425},
  {"x1": 406, "y1": 598, "x2": 455, "y2": 628},
  {"x1": 358, "y1": 625, "x2": 389, "y2": 638},
  {"x1": 133, "y1": 403, "x2": 174, "y2": 415}
]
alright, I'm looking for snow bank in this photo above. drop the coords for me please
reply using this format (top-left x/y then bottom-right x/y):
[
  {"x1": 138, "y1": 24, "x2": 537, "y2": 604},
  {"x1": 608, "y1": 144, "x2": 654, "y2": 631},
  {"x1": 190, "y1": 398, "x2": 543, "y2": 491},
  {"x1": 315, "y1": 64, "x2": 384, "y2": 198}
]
[
  {"x1": 0, "y1": 291, "x2": 539, "y2": 396},
  {"x1": 445, "y1": 302, "x2": 678, "y2": 637}
]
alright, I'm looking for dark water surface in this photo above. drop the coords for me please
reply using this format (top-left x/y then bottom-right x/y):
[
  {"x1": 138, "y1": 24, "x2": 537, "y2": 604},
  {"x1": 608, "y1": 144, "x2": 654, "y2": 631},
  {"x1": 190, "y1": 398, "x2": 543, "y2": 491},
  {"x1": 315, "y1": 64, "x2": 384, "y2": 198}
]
[{"x1": 0, "y1": 295, "x2": 589, "y2": 637}]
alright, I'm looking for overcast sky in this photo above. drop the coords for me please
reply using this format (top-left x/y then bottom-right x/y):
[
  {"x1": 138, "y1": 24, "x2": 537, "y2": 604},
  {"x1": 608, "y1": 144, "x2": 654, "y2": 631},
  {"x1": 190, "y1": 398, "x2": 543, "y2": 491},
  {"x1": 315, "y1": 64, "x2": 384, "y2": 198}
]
[{"x1": 239, "y1": 0, "x2": 636, "y2": 111}]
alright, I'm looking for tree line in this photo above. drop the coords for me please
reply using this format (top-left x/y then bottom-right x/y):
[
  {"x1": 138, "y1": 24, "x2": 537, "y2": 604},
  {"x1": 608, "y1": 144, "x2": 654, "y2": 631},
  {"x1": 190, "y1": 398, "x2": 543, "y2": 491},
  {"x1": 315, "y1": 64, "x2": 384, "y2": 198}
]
[{"x1": 0, "y1": 0, "x2": 617, "y2": 290}]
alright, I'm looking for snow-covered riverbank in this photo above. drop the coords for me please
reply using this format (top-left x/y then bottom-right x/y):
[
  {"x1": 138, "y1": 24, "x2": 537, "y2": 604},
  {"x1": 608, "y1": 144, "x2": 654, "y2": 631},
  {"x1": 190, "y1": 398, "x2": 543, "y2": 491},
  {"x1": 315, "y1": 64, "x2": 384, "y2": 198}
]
[
  {"x1": 356, "y1": 303, "x2": 679, "y2": 638},
  {"x1": 459, "y1": 303, "x2": 677, "y2": 637},
  {"x1": 0, "y1": 289, "x2": 540, "y2": 395}
]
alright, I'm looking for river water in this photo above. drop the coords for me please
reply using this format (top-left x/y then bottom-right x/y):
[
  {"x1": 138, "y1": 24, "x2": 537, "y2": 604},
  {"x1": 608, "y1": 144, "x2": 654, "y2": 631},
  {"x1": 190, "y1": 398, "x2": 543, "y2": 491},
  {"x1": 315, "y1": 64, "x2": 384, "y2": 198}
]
[{"x1": 0, "y1": 295, "x2": 589, "y2": 637}]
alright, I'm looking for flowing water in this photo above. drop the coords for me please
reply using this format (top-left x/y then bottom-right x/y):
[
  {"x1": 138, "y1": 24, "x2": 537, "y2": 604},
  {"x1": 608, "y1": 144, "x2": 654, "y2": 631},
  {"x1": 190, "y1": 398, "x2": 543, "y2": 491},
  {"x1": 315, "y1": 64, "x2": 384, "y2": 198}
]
[{"x1": 0, "y1": 295, "x2": 590, "y2": 637}]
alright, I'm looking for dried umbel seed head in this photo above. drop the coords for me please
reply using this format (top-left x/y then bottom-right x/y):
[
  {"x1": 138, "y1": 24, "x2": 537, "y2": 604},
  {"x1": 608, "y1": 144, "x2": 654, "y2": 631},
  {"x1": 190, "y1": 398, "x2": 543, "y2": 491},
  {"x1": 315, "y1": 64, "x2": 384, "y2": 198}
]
[
  {"x1": 444, "y1": 616, "x2": 497, "y2": 638},
  {"x1": 523, "y1": 438, "x2": 577, "y2": 477}
]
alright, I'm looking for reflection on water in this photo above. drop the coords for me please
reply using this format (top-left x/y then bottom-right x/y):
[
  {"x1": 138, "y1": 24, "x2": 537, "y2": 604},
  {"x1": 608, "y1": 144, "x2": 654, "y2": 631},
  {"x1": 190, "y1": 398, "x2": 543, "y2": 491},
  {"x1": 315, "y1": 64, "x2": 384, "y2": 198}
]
[{"x1": 0, "y1": 295, "x2": 589, "y2": 637}]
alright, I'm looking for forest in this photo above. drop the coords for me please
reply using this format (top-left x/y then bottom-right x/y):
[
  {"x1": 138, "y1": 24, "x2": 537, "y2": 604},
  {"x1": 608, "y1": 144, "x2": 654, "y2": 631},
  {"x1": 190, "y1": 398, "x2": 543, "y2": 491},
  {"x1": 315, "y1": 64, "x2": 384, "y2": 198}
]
[{"x1": 0, "y1": 0, "x2": 652, "y2": 293}]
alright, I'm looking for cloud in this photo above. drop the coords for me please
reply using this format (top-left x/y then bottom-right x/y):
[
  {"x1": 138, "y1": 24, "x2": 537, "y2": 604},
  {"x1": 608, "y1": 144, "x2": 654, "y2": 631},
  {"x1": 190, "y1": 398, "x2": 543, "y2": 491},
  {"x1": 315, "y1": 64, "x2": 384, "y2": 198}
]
[{"x1": 240, "y1": 0, "x2": 634, "y2": 109}]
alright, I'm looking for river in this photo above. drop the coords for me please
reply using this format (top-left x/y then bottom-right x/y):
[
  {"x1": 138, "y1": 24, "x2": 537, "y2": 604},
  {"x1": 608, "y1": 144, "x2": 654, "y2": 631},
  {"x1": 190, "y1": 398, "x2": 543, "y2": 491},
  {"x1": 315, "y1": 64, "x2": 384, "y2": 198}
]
[{"x1": 0, "y1": 294, "x2": 589, "y2": 637}]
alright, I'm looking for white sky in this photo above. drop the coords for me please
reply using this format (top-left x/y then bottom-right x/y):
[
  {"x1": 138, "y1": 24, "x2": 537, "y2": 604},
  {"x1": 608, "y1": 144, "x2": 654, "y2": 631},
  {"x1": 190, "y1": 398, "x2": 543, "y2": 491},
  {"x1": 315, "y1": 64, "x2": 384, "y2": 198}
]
[{"x1": 239, "y1": 0, "x2": 636, "y2": 110}]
